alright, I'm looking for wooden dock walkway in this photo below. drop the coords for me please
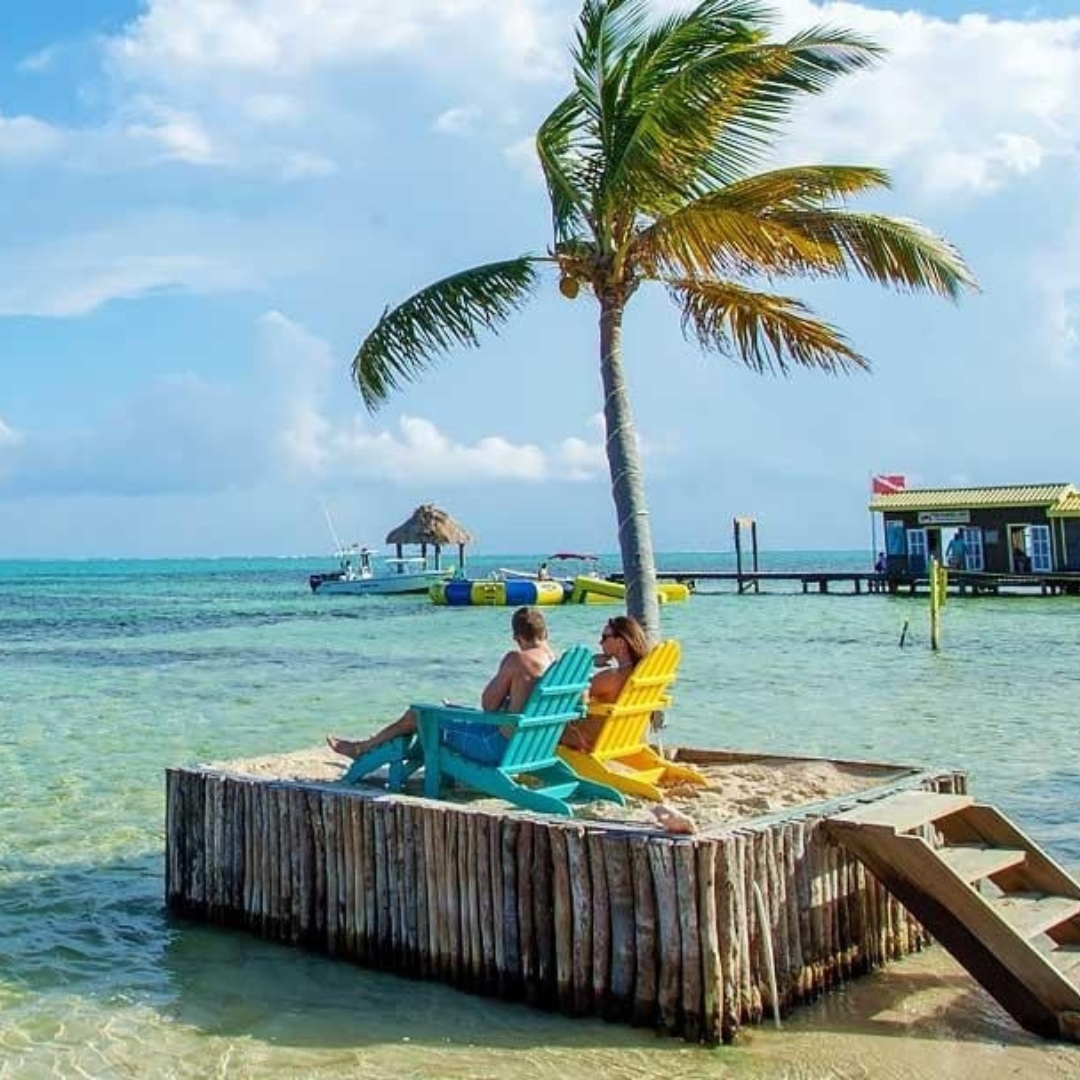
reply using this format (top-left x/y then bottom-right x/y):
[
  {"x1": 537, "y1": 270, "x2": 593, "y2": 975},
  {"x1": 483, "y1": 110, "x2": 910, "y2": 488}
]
[
  {"x1": 609, "y1": 571, "x2": 889, "y2": 594},
  {"x1": 608, "y1": 569, "x2": 1080, "y2": 596}
]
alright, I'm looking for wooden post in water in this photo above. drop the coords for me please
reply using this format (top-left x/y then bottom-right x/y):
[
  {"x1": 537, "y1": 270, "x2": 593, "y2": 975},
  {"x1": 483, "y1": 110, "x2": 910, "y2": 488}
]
[
  {"x1": 733, "y1": 517, "x2": 759, "y2": 594},
  {"x1": 165, "y1": 764, "x2": 964, "y2": 1046},
  {"x1": 929, "y1": 557, "x2": 947, "y2": 651}
]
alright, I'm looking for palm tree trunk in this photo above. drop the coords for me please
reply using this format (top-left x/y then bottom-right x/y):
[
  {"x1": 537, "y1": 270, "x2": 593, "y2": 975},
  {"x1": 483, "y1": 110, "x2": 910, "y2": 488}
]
[{"x1": 598, "y1": 293, "x2": 661, "y2": 642}]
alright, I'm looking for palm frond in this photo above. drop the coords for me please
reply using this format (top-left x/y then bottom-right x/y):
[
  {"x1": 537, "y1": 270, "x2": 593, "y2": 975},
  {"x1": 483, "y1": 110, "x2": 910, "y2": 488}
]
[
  {"x1": 715, "y1": 165, "x2": 891, "y2": 209},
  {"x1": 607, "y1": 14, "x2": 883, "y2": 208},
  {"x1": 768, "y1": 210, "x2": 977, "y2": 298},
  {"x1": 693, "y1": 32, "x2": 882, "y2": 191},
  {"x1": 536, "y1": 93, "x2": 595, "y2": 243},
  {"x1": 538, "y1": 1, "x2": 652, "y2": 246},
  {"x1": 634, "y1": 166, "x2": 893, "y2": 280},
  {"x1": 671, "y1": 278, "x2": 869, "y2": 375},
  {"x1": 609, "y1": 0, "x2": 771, "y2": 206},
  {"x1": 636, "y1": 205, "x2": 840, "y2": 280},
  {"x1": 353, "y1": 258, "x2": 542, "y2": 411}
]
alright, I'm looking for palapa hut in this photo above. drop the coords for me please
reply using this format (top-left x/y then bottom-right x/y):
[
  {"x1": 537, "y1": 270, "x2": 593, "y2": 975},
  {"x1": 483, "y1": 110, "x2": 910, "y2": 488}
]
[{"x1": 386, "y1": 503, "x2": 471, "y2": 573}]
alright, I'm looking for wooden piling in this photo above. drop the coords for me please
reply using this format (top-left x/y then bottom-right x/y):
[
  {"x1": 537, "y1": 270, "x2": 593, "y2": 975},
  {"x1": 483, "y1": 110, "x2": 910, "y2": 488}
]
[{"x1": 165, "y1": 764, "x2": 962, "y2": 1046}]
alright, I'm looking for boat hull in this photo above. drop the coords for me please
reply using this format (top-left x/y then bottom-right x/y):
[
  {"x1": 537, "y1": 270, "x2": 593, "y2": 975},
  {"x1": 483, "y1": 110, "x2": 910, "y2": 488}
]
[{"x1": 313, "y1": 570, "x2": 452, "y2": 596}]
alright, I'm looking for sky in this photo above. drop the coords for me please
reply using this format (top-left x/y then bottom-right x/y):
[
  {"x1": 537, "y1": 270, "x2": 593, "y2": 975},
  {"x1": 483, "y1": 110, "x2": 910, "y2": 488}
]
[{"x1": 2, "y1": 0, "x2": 1079, "y2": 558}]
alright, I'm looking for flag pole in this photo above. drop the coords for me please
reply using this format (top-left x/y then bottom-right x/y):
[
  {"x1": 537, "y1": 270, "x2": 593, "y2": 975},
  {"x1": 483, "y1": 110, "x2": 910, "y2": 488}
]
[{"x1": 869, "y1": 471, "x2": 878, "y2": 568}]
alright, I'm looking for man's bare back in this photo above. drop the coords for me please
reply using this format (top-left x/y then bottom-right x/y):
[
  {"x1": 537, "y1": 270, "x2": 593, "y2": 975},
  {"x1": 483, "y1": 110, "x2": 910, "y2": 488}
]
[
  {"x1": 481, "y1": 641, "x2": 556, "y2": 713},
  {"x1": 327, "y1": 607, "x2": 555, "y2": 761}
]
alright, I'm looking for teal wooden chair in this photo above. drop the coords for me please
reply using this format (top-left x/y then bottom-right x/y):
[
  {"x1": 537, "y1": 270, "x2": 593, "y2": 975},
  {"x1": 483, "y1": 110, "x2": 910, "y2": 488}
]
[
  {"x1": 342, "y1": 645, "x2": 624, "y2": 816},
  {"x1": 340, "y1": 734, "x2": 424, "y2": 790}
]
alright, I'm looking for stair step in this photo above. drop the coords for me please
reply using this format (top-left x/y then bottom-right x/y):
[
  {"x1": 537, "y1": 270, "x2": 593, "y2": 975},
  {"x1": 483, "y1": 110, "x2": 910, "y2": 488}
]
[
  {"x1": 940, "y1": 806, "x2": 1080, "y2": 901},
  {"x1": 829, "y1": 790, "x2": 973, "y2": 834},
  {"x1": 938, "y1": 844, "x2": 1027, "y2": 884},
  {"x1": 988, "y1": 894, "x2": 1080, "y2": 940},
  {"x1": 1050, "y1": 945, "x2": 1080, "y2": 981}
]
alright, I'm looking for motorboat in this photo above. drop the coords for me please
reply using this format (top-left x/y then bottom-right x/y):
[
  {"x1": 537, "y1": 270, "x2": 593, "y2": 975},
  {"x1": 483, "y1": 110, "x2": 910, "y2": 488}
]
[
  {"x1": 309, "y1": 545, "x2": 453, "y2": 596},
  {"x1": 498, "y1": 552, "x2": 602, "y2": 583}
]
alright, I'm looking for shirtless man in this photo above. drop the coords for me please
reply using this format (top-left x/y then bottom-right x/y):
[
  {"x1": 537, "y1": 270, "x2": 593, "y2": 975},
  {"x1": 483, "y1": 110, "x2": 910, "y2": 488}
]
[{"x1": 327, "y1": 606, "x2": 555, "y2": 765}]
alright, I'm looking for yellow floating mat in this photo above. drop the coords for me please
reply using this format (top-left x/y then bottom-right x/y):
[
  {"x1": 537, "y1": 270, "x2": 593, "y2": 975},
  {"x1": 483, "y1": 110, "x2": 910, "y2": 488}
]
[{"x1": 567, "y1": 576, "x2": 690, "y2": 604}]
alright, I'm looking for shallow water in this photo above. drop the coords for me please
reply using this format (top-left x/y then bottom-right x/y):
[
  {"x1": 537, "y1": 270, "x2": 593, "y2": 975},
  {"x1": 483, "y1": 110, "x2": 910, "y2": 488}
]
[{"x1": 2, "y1": 554, "x2": 1078, "y2": 1078}]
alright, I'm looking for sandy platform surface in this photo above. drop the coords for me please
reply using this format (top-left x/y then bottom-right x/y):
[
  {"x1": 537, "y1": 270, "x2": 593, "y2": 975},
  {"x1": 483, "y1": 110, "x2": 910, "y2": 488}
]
[{"x1": 207, "y1": 745, "x2": 914, "y2": 833}]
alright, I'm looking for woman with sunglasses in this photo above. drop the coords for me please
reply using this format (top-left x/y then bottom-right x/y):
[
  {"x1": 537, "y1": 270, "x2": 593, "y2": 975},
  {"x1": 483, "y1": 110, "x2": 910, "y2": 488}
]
[{"x1": 560, "y1": 614, "x2": 649, "y2": 752}]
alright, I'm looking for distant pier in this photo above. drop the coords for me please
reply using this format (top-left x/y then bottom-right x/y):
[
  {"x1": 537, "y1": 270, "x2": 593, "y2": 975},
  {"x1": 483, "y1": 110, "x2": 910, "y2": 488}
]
[
  {"x1": 625, "y1": 516, "x2": 1080, "y2": 596},
  {"x1": 607, "y1": 569, "x2": 1080, "y2": 597},
  {"x1": 609, "y1": 570, "x2": 888, "y2": 595}
]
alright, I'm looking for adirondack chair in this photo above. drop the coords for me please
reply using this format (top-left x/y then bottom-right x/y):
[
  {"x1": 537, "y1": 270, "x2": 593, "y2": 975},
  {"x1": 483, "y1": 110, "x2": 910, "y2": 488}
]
[
  {"x1": 341, "y1": 645, "x2": 624, "y2": 817},
  {"x1": 557, "y1": 639, "x2": 707, "y2": 801}
]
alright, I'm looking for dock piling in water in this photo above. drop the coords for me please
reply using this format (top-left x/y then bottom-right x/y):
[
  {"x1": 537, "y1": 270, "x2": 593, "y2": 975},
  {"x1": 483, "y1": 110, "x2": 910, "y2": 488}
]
[{"x1": 166, "y1": 754, "x2": 964, "y2": 1044}]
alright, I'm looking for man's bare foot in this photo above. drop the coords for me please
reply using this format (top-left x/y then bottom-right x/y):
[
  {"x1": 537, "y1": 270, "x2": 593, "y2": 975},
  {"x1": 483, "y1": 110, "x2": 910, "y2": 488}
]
[{"x1": 326, "y1": 735, "x2": 369, "y2": 759}]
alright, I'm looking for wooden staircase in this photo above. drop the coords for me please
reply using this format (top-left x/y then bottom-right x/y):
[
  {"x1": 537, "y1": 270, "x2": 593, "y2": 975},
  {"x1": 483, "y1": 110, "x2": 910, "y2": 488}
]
[{"x1": 826, "y1": 789, "x2": 1080, "y2": 1042}]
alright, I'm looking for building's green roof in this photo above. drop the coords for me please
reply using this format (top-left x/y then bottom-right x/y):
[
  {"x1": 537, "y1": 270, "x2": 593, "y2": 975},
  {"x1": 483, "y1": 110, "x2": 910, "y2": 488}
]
[{"x1": 869, "y1": 483, "x2": 1076, "y2": 513}]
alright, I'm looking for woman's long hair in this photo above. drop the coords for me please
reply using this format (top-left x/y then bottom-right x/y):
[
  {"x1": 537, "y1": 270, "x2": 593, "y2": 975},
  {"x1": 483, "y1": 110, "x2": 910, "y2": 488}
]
[{"x1": 605, "y1": 615, "x2": 649, "y2": 666}]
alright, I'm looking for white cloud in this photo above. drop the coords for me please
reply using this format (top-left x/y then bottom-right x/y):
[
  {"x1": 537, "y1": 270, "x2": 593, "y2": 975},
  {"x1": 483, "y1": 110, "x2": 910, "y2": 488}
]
[
  {"x1": 87, "y1": 0, "x2": 571, "y2": 179},
  {"x1": 0, "y1": 304, "x2": 609, "y2": 499},
  {"x1": 1031, "y1": 206, "x2": 1080, "y2": 370},
  {"x1": 0, "y1": 416, "x2": 23, "y2": 448},
  {"x1": 434, "y1": 106, "x2": 481, "y2": 136},
  {"x1": 0, "y1": 212, "x2": 276, "y2": 317},
  {"x1": 256, "y1": 313, "x2": 607, "y2": 485},
  {"x1": 0, "y1": 111, "x2": 65, "y2": 161},
  {"x1": 770, "y1": 3, "x2": 1080, "y2": 199},
  {"x1": 333, "y1": 414, "x2": 549, "y2": 482},
  {"x1": 256, "y1": 310, "x2": 337, "y2": 476},
  {"x1": 126, "y1": 104, "x2": 216, "y2": 163},
  {"x1": 18, "y1": 47, "x2": 57, "y2": 73},
  {"x1": 243, "y1": 92, "x2": 305, "y2": 126},
  {"x1": 923, "y1": 133, "x2": 1044, "y2": 196},
  {"x1": 502, "y1": 135, "x2": 542, "y2": 182},
  {"x1": 555, "y1": 435, "x2": 605, "y2": 480},
  {"x1": 107, "y1": 0, "x2": 567, "y2": 82}
]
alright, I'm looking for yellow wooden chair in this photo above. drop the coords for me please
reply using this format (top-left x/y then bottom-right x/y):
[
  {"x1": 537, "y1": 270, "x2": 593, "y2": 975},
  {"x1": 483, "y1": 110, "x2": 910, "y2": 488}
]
[{"x1": 556, "y1": 639, "x2": 706, "y2": 800}]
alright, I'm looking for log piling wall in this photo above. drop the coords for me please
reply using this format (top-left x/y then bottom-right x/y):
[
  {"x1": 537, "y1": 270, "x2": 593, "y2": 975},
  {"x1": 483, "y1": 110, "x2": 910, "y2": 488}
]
[{"x1": 165, "y1": 762, "x2": 965, "y2": 1044}]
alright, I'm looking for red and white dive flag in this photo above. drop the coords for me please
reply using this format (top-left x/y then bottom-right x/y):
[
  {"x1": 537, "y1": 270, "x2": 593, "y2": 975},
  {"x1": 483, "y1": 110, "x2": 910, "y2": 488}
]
[{"x1": 871, "y1": 474, "x2": 906, "y2": 495}]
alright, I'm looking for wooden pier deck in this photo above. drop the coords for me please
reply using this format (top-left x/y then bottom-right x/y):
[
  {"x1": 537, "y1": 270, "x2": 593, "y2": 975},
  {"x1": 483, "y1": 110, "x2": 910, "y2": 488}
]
[
  {"x1": 608, "y1": 569, "x2": 1080, "y2": 596},
  {"x1": 165, "y1": 748, "x2": 965, "y2": 1045},
  {"x1": 609, "y1": 570, "x2": 889, "y2": 594}
]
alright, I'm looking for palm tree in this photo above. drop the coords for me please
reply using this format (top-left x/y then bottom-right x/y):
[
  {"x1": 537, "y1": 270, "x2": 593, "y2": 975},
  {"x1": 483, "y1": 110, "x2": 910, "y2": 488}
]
[{"x1": 352, "y1": 0, "x2": 975, "y2": 642}]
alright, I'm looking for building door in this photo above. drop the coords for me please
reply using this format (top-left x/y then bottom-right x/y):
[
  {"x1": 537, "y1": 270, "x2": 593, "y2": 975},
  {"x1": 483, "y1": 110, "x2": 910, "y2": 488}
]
[
  {"x1": 961, "y1": 526, "x2": 984, "y2": 571},
  {"x1": 1030, "y1": 525, "x2": 1052, "y2": 572},
  {"x1": 907, "y1": 528, "x2": 928, "y2": 575},
  {"x1": 1008, "y1": 524, "x2": 1044, "y2": 573}
]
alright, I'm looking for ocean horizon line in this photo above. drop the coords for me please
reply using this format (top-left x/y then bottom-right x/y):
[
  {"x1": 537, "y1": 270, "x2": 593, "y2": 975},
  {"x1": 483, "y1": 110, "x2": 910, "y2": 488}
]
[{"x1": 0, "y1": 547, "x2": 874, "y2": 565}]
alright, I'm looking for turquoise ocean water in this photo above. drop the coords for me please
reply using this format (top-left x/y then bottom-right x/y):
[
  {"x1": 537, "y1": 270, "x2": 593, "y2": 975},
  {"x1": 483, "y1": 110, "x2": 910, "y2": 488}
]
[{"x1": 2, "y1": 552, "x2": 1079, "y2": 1079}]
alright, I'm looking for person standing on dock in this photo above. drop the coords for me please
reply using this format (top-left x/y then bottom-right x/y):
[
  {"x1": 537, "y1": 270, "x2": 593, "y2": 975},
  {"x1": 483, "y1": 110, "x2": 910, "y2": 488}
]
[{"x1": 946, "y1": 529, "x2": 967, "y2": 570}]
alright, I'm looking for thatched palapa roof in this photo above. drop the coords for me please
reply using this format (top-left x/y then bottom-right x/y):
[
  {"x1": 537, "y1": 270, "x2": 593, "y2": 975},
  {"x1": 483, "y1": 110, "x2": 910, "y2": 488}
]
[{"x1": 385, "y1": 504, "x2": 472, "y2": 547}]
